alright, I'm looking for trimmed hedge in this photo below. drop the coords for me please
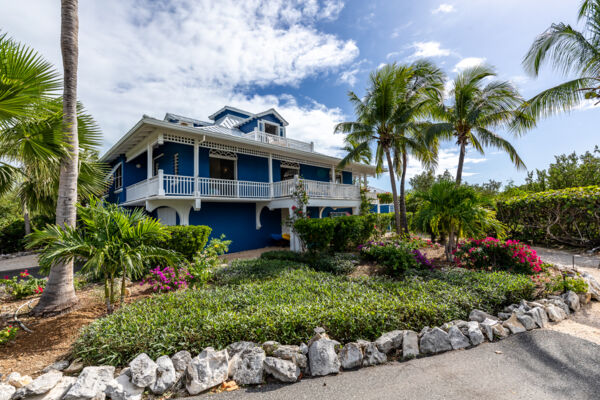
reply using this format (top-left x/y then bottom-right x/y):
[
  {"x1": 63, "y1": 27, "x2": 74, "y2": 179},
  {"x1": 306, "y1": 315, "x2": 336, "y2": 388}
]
[
  {"x1": 260, "y1": 250, "x2": 358, "y2": 275},
  {"x1": 74, "y1": 260, "x2": 535, "y2": 365},
  {"x1": 294, "y1": 215, "x2": 382, "y2": 252},
  {"x1": 496, "y1": 186, "x2": 600, "y2": 247},
  {"x1": 161, "y1": 225, "x2": 212, "y2": 260}
]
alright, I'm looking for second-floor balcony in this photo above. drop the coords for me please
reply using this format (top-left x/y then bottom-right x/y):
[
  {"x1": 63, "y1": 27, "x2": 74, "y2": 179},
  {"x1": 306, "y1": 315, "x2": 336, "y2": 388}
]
[
  {"x1": 243, "y1": 130, "x2": 314, "y2": 152},
  {"x1": 125, "y1": 171, "x2": 360, "y2": 203}
]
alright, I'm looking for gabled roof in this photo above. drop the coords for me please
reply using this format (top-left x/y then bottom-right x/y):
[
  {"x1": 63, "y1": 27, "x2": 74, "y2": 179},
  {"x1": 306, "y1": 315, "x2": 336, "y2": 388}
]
[
  {"x1": 207, "y1": 106, "x2": 253, "y2": 121},
  {"x1": 234, "y1": 108, "x2": 289, "y2": 127}
]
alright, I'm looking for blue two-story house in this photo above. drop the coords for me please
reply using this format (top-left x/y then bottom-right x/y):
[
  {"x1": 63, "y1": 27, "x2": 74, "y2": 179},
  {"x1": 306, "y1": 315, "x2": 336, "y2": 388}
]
[{"x1": 101, "y1": 106, "x2": 377, "y2": 252}]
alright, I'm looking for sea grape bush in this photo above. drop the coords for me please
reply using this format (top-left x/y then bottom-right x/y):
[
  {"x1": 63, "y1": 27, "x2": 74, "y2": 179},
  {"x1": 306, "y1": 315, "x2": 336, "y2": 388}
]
[{"x1": 453, "y1": 237, "x2": 543, "y2": 275}]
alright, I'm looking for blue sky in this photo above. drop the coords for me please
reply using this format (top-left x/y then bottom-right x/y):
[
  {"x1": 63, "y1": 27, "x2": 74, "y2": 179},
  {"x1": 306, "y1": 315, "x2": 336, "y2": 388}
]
[{"x1": 1, "y1": 0, "x2": 596, "y2": 191}]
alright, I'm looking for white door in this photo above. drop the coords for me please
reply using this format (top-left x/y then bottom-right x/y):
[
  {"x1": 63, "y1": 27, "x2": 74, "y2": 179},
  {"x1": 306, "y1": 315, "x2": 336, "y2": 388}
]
[{"x1": 157, "y1": 207, "x2": 177, "y2": 226}]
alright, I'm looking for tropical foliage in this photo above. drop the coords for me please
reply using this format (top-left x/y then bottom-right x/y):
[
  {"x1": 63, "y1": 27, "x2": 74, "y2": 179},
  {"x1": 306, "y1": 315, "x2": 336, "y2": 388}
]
[
  {"x1": 27, "y1": 199, "x2": 184, "y2": 313},
  {"x1": 523, "y1": 0, "x2": 600, "y2": 116},
  {"x1": 414, "y1": 180, "x2": 505, "y2": 259},
  {"x1": 2, "y1": 269, "x2": 46, "y2": 299},
  {"x1": 496, "y1": 185, "x2": 600, "y2": 247}
]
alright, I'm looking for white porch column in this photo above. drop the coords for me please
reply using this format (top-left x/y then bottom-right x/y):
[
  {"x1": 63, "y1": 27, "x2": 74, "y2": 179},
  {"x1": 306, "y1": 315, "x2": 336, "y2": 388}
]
[
  {"x1": 146, "y1": 143, "x2": 153, "y2": 179},
  {"x1": 157, "y1": 169, "x2": 165, "y2": 196},
  {"x1": 268, "y1": 153, "x2": 273, "y2": 198},
  {"x1": 330, "y1": 165, "x2": 335, "y2": 198},
  {"x1": 193, "y1": 139, "x2": 199, "y2": 196}
]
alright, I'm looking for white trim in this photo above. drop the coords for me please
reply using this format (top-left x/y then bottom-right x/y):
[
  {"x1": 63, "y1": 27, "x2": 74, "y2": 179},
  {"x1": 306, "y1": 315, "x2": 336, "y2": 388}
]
[
  {"x1": 113, "y1": 188, "x2": 123, "y2": 194},
  {"x1": 261, "y1": 119, "x2": 280, "y2": 136},
  {"x1": 208, "y1": 106, "x2": 253, "y2": 121},
  {"x1": 208, "y1": 148, "x2": 237, "y2": 160}
]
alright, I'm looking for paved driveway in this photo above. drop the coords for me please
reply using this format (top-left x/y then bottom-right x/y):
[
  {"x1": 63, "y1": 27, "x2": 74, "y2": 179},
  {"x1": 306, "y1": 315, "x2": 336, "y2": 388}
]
[{"x1": 201, "y1": 330, "x2": 600, "y2": 400}]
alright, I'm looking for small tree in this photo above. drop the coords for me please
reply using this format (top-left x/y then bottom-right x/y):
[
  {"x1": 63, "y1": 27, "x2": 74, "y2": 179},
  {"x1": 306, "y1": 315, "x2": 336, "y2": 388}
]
[
  {"x1": 286, "y1": 178, "x2": 309, "y2": 251},
  {"x1": 28, "y1": 198, "x2": 184, "y2": 313}
]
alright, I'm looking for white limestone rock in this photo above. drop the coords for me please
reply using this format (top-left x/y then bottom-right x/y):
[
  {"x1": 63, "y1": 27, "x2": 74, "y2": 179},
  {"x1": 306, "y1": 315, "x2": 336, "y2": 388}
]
[
  {"x1": 63, "y1": 366, "x2": 115, "y2": 400},
  {"x1": 185, "y1": 348, "x2": 229, "y2": 395},
  {"x1": 466, "y1": 321, "x2": 484, "y2": 346},
  {"x1": 479, "y1": 318, "x2": 498, "y2": 341},
  {"x1": 469, "y1": 310, "x2": 498, "y2": 323},
  {"x1": 374, "y1": 330, "x2": 404, "y2": 354},
  {"x1": 150, "y1": 355, "x2": 177, "y2": 394},
  {"x1": 419, "y1": 327, "x2": 452, "y2": 354},
  {"x1": 527, "y1": 306, "x2": 549, "y2": 328},
  {"x1": 42, "y1": 360, "x2": 70, "y2": 373},
  {"x1": 563, "y1": 290, "x2": 580, "y2": 312},
  {"x1": 7, "y1": 373, "x2": 32, "y2": 389},
  {"x1": 502, "y1": 313, "x2": 527, "y2": 334},
  {"x1": 272, "y1": 345, "x2": 307, "y2": 369},
  {"x1": 402, "y1": 330, "x2": 419, "y2": 359},
  {"x1": 12, "y1": 371, "x2": 63, "y2": 399},
  {"x1": 0, "y1": 383, "x2": 15, "y2": 400},
  {"x1": 261, "y1": 341, "x2": 280, "y2": 355},
  {"x1": 362, "y1": 342, "x2": 387, "y2": 367},
  {"x1": 104, "y1": 375, "x2": 143, "y2": 400},
  {"x1": 516, "y1": 313, "x2": 537, "y2": 331},
  {"x1": 545, "y1": 304, "x2": 567, "y2": 322},
  {"x1": 170, "y1": 351, "x2": 192, "y2": 373},
  {"x1": 29, "y1": 377, "x2": 77, "y2": 400},
  {"x1": 232, "y1": 347, "x2": 265, "y2": 385},
  {"x1": 338, "y1": 343, "x2": 363, "y2": 370},
  {"x1": 448, "y1": 326, "x2": 470, "y2": 350},
  {"x1": 129, "y1": 353, "x2": 157, "y2": 389},
  {"x1": 308, "y1": 338, "x2": 340, "y2": 376},
  {"x1": 263, "y1": 357, "x2": 300, "y2": 383}
]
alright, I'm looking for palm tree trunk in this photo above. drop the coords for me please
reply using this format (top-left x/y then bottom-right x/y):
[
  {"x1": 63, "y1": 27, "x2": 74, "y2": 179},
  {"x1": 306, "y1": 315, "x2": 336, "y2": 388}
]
[
  {"x1": 120, "y1": 266, "x2": 127, "y2": 306},
  {"x1": 32, "y1": 0, "x2": 79, "y2": 316},
  {"x1": 384, "y1": 148, "x2": 402, "y2": 235},
  {"x1": 455, "y1": 141, "x2": 466, "y2": 185},
  {"x1": 23, "y1": 203, "x2": 31, "y2": 236},
  {"x1": 399, "y1": 151, "x2": 409, "y2": 234}
]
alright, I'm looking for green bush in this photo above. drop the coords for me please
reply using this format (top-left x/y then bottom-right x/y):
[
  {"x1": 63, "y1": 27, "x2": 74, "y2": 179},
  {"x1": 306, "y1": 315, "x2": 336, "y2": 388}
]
[
  {"x1": 260, "y1": 250, "x2": 305, "y2": 262},
  {"x1": 73, "y1": 262, "x2": 535, "y2": 366},
  {"x1": 161, "y1": 225, "x2": 212, "y2": 261},
  {"x1": 0, "y1": 215, "x2": 53, "y2": 254},
  {"x1": 294, "y1": 218, "x2": 335, "y2": 252},
  {"x1": 496, "y1": 186, "x2": 600, "y2": 248},
  {"x1": 260, "y1": 250, "x2": 357, "y2": 275},
  {"x1": 359, "y1": 241, "x2": 418, "y2": 276}
]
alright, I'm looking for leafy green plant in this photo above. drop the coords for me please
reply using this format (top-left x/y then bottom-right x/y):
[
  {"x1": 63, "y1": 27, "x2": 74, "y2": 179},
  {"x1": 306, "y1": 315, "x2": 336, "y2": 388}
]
[
  {"x1": 0, "y1": 325, "x2": 18, "y2": 345},
  {"x1": 496, "y1": 186, "x2": 600, "y2": 247},
  {"x1": 359, "y1": 241, "x2": 419, "y2": 276},
  {"x1": 260, "y1": 250, "x2": 305, "y2": 262},
  {"x1": 161, "y1": 225, "x2": 212, "y2": 261},
  {"x1": 305, "y1": 253, "x2": 358, "y2": 275},
  {"x1": 73, "y1": 263, "x2": 534, "y2": 366},
  {"x1": 2, "y1": 269, "x2": 46, "y2": 299},
  {"x1": 294, "y1": 215, "x2": 377, "y2": 253},
  {"x1": 188, "y1": 235, "x2": 232, "y2": 287},
  {"x1": 28, "y1": 198, "x2": 184, "y2": 313},
  {"x1": 294, "y1": 218, "x2": 336, "y2": 252},
  {"x1": 544, "y1": 275, "x2": 589, "y2": 295}
]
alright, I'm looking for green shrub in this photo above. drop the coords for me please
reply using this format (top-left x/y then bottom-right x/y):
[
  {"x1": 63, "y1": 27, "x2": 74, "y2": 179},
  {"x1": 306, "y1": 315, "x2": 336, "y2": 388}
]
[
  {"x1": 161, "y1": 225, "x2": 212, "y2": 261},
  {"x1": 545, "y1": 275, "x2": 589, "y2": 294},
  {"x1": 294, "y1": 218, "x2": 335, "y2": 252},
  {"x1": 496, "y1": 186, "x2": 600, "y2": 248},
  {"x1": 260, "y1": 250, "x2": 305, "y2": 262},
  {"x1": 0, "y1": 325, "x2": 18, "y2": 345},
  {"x1": 73, "y1": 262, "x2": 534, "y2": 366},
  {"x1": 306, "y1": 253, "x2": 358, "y2": 275},
  {"x1": 360, "y1": 241, "x2": 419, "y2": 276},
  {"x1": 3, "y1": 270, "x2": 46, "y2": 299},
  {"x1": 0, "y1": 215, "x2": 53, "y2": 254}
]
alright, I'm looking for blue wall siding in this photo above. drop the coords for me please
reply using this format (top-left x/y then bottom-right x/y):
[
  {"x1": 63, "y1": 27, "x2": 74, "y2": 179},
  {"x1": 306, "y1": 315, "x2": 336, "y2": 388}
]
[
  {"x1": 272, "y1": 160, "x2": 281, "y2": 182},
  {"x1": 237, "y1": 154, "x2": 269, "y2": 182},
  {"x1": 155, "y1": 142, "x2": 194, "y2": 176},
  {"x1": 238, "y1": 119, "x2": 258, "y2": 134},
  {"x1": 198, "y1": 147, "x2": 210, "y2": 177},
  {"x1": 212, "y1": 109, "x2": 251, "y2": 122},
  {"x1": 124, "y1": 153, "x2": 147, "y2": 187},
  {"x1": 342, "y1": 171, "x2": 353, "y2": 185},
  {"x1": 189, "y1": 202, "x2": 281, "y2": 252},
  {"x1": 300, "y1": 164, "x2": 330, "y2": 182}
]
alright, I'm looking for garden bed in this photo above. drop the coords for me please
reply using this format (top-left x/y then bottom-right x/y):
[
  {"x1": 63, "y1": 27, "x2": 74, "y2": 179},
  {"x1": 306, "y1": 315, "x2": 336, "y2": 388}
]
[{"x1": 73, "y1": 259, "x2": 535, "y2": 366}]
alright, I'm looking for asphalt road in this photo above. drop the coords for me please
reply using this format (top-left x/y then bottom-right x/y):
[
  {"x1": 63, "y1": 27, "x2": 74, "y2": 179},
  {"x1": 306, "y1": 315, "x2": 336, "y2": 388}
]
[{"x1": 197, "y1": 330, "x2": 600, "y2": 400}]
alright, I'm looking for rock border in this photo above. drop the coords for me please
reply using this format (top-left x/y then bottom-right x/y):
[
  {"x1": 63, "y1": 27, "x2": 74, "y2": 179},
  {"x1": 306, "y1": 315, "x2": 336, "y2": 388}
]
[{"x1": 2, "y1": 272, "x2": 599, "y2": 400}]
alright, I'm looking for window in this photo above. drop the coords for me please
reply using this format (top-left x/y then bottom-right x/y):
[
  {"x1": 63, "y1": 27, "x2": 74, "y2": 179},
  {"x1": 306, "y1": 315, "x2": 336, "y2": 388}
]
[
  {"x1": 263, "y1": 121, "x2": 278, "y2": 135},
  {"x1": 331, "y1": 171, "x2": 343, "y2": 184},
  {"x1": 173, "y1": 153, "x2": 179, "y2": 175},
  {"x1": 153, "y1": 153, "x2": 164, "y2": 176},
  {"x1": 281, "y1": 166, "x2": 299, "y2": 180},
  {"x1": 114, "y1": 164, "x2": 122, "y2": 189},
  {"x1": 210, "y1": 157, "x2": 235, "y2": 180}
]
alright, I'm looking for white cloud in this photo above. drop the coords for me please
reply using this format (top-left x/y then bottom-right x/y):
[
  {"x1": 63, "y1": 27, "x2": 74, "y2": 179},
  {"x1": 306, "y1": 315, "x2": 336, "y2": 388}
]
[
  {"x1": 432, "y1": 4, "x2": 456, "y2": 14},
  {"x1": 0, "y1": 0, "x2": 358, "y2": 156},
  {"x1": 386, "y1": 51, "x2": 400, "y2": 60},
  {"x1": 573, "y1": 99, "x2": 598, "y2": 112},
  {"x1": 339, "y1": 67, "x2": 360, "y2": 86},
  {"x1": 453, "y1": 57, "x2": 486, "y2": 72},
  {"x1": 410, "y1": 41, "x2": 451, "y2": 58},
  {"x1": 391, "y1": 21, "x2": 413, "y2": 38}
]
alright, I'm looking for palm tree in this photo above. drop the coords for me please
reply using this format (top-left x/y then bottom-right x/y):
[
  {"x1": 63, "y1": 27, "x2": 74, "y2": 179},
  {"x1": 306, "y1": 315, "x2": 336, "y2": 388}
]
[
  {"x1": 414, "y1": 180, "x2": 504, "y2": 259},
  {"x1": 0, "y1": 100, "x2": 108, "y2": 234},
  {"x1": 28, "y1": 199, "x2": 184, "y2": 313},
  {"x1": 341, "y1": 137, "x2": 373, "y2": 166},
  {"x1": 426, "y1": 65, "x2": 532, "y2": 185},
  {"x1": 33, "y1": 0, "x2": 81, "y2": 315},
  {"x1": 523, "y1": 0, "x2": 600, "y2": 116},
  {"x1": 337, "y1": 61, "x2": 444, "y2": 234}
]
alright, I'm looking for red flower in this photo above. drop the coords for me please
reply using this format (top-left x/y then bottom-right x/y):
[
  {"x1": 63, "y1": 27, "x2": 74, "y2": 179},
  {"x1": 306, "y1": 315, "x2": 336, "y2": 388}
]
[
  {"x1": 3, "y1": 275, "x2": 9, "y2": 280},
  {"x1": 291, "y1": 206, "x2": 297, "y2": 210},
  {"x1": 34, "y1": 286, "x2": 44, "y2": 294}
]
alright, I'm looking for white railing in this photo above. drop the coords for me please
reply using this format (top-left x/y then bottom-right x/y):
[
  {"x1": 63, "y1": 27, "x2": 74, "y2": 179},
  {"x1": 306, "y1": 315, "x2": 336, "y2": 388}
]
[
  {"x1": 197, "y1": 177, "x2": 270, "y2": 198},
  {"x1": 244, "y1": 130, "x2": 314, "y2": 152},
  {"x1": 125, "y1": 173, "x2": 360, "y2": 202}
]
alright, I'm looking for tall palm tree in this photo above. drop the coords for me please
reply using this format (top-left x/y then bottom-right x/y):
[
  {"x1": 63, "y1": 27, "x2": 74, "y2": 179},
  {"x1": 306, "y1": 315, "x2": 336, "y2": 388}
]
[
  {"x1": 33, "y1": 0, "x2": 80, "y2": 315},
  {"x1": 523, "y1": 0, "x2": 600, "y2": 116},
  {"x1": 337, "y1": 62, "x2": 444, "y2": 234},
  {"x1": 426, "y1": 65, "x2": 532, "y2": 185}
]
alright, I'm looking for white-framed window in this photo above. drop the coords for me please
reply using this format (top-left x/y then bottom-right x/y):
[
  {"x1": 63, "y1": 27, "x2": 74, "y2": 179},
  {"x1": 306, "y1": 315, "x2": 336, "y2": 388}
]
[
  {"x1": 114, "y1": 163, "x2": 123, "y2": 190},
  {"x1": 209, "y1": 149, "x2": 237, "y2": 180},
  {"x1": 280, "y1": 161, "x2": 300, "y2": 181},
  {"x1": 259, "y1": 120, "x2": 280, "y2": 136}
]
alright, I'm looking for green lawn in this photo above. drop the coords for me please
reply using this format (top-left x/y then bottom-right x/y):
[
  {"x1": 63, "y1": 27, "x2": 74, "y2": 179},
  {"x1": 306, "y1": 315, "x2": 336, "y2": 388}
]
[{"x1": 74, "y1": 259, "x2": 534, "y2": 366}]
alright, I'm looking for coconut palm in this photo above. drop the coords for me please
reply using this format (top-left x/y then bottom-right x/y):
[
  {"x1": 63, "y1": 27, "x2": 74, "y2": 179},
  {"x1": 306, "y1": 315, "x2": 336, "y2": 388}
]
[
  {"x1": 414, "y1": 180, "x2": 504, "y2": 260},
  {"x1": 33, "y1": 0, "x2": 81, "y2": 315},
  {"x1": 523, "y1": 0, "x2": 600, "y2": 116},
  {"x1": 337, "y1": 61, "x2": 444, "y2": 234},
  {"x1": 341, "y1": 137, "x2": 373, "y2": 166},
  {"x1": 28, "y1": 199, "x2": 184, "y2": 313},
  {"x1": 426, "y1": 65, "x2": 532, "y2": 185}
]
